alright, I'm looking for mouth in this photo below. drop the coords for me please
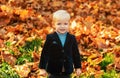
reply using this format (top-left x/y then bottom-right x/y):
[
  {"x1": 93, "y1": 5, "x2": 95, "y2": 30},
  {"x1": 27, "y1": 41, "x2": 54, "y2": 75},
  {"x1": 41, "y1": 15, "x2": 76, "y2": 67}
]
[{"x1": 60, "y1": 29, "x2": 65, "y2": 31}]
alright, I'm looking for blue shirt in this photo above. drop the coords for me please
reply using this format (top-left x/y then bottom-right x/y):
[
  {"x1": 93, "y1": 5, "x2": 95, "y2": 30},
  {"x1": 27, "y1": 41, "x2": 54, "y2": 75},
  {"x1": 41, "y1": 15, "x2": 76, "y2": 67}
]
[{"x1": 56, "y1": 32, "x2": 67, "y2": 47}]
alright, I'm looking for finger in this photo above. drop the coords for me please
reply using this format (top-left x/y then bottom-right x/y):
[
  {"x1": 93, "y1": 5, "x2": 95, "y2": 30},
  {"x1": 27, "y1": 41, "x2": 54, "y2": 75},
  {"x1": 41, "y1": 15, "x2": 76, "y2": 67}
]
[{"x1": 40, "y1": 73, "x2": 47, "y2": 77}]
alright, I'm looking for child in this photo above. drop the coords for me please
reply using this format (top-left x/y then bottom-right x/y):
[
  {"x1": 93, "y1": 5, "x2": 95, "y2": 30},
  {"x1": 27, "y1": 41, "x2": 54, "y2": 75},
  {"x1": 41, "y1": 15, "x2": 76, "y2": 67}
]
[{"x1": 39, "y1": 10, "x2": 81, "y2": 78}]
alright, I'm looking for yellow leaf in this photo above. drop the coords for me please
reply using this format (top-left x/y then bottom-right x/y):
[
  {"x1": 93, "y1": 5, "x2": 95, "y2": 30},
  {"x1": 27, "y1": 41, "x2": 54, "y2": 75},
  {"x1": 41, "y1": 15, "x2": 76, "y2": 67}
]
[
  {"x1": 1, "y1": 5, "x2": 13, "y2": 13},
  {"x1": 20, "y1": 10, "x2": 29, "y2": 20}
]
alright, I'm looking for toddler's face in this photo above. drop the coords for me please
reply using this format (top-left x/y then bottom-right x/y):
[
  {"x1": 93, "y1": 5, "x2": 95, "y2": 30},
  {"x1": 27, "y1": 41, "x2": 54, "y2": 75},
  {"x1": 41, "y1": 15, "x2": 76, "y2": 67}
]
[{"x1": 54, "y1": 19, "x2": 69, "y2": 34}]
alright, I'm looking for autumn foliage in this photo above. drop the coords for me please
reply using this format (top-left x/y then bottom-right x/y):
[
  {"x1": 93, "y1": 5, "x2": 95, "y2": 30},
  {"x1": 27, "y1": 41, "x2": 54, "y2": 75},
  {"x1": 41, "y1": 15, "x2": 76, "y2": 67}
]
[{"x1": 0, "y1": 0, "x2": 120, "y2": 78}]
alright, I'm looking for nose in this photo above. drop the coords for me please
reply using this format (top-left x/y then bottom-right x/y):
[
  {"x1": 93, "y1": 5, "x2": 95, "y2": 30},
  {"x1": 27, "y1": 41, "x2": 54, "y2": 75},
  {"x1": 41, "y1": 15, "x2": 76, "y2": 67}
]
[
  {"x1": 61, "y1": 25, "x2": 64, "y2": 27},
  {"x1": 61, "y1": 24, "x2": 66, "y2": 27}
]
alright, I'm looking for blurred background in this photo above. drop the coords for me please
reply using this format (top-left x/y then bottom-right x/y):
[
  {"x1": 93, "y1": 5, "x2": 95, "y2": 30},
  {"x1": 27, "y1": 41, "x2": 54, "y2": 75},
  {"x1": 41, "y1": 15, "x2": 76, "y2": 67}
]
[{"x1": 0, "y1": 0, "x2": 120, "y2": 78}]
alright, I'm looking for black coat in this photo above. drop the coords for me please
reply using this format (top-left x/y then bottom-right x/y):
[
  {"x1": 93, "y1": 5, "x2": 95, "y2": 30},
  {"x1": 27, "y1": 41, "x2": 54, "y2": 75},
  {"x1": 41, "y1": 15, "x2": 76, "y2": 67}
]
[{"x1": 39, "y1": 32, "x2": 81, "y2": 75}]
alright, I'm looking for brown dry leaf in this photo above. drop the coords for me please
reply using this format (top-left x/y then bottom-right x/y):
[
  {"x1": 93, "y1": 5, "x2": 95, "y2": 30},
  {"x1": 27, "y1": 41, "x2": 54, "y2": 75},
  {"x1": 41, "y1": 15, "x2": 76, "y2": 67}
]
[
  {"x1": 31, "y1": 62, "x2": 39, "y2": 72},
  {"x1": 95, "y1": 38, "x2": 108, "y2": 49},
  {"x1": 13, "y1": 9, "x2": 20, "y2": 15},
  {"x1": 52, "y1": 1, "x2": 63, "y2": 7},
  {"x1": 75, "y1": 0, "x2": 88, "y2": 3},
  {"x1": 83, "y1": 16, "x2": 95, "y2": 30},
  {"x1": 94, "y1": 70, "x2": 104, "y2": 78},
  {"x1": 5, "y1": 26, "x2": 15, "y2": 32},
  {"x1": 80, "y1": 51, "x2": 91, "y2": 56},
  {"x1": 113, "y1": 17, "x2": 120, "y2": 25},
  {"x1": 0, "y1": 12, "x2": 11, "y2": 26},
  {"x1": 83, "y1": 36, "x2": 90, "y2": 44},
  {"x1": 12, "y1": 9, "x2": 30, "y2": 21},
  {"x1": 115, "y1": 57, "x2": 120, "y2": 71},
  {"x1": 33, "y1": 52, "x2": 40, "y2": 62},
  {"x1": 85, "y1": 16, "x2": 95, "y2": 23},
  {"x1": 75, "y1": 32, "x2": 81, "y2": 42},
  {"x1": 41, "y1": 0, "x2": 49, "y2": 5},
  {"x1": 5, "y1": 32, "x2": 15, "y2": 42},
  {"x1": 81, "y1": 61, "x2": 89, "y2": 72},
  {"x1": 113, "y1": 48, "x2": 120, "y2": 71},
  {"x1": 107, "y1": 64, "x2": 114, "y2": 71},
  {"x1": 15, "y1": 24, "x2": 24, "y2": 32},
  {"x1": 113, "y1": 46, "x2": 120, "y2": 54},
  {"x1": 66, "y1": 1, "x2": 74, "y2": 8},
  {"x1": 90, "y1": 25, "x2": 100, "y2": 38},
  {"x1": 15, "y1": 35, "x2": 26, "y2": 46},
  {"x1": 37, "y1": 15, "x2": 50, "y2": 26},
  {"x1": 1, "y1": 52, "x2": 17, "y2": 66},
  {"x1": 0, "y1": 39, "x2": 4, "y2": 47},
  {"x1": 0, "y1": 28, "x2": 6, "y2": 36}
]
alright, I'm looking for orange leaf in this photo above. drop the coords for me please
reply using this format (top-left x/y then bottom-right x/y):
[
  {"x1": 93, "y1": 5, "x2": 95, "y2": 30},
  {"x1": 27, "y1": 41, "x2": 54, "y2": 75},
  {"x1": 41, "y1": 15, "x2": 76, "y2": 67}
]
[{"x1": 20, "y1": 10, "x2": 29, "y2": 21}]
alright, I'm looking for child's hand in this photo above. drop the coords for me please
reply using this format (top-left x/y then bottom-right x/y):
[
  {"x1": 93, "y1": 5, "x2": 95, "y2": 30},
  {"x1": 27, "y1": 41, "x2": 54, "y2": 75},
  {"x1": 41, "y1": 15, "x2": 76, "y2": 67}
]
[
  {"x1": 40, "y1": 69, "x2": 47, "y2": 77},
  {"x1": 75, "y1": 68, "x2": 82, "y2": 76}
]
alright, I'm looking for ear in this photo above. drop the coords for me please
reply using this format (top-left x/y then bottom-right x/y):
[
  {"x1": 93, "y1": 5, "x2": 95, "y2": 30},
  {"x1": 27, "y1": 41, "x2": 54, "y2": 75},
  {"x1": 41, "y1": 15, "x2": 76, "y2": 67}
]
[{"x1": 52, "y1": 21, "x2": 55, "y2": 28}]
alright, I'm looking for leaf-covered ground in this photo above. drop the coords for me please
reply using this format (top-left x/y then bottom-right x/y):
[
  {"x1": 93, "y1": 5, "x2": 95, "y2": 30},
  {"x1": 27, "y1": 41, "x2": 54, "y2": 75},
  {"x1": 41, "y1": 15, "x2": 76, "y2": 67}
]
[{"x1": 0, "y1": 0, "x2": 120, "y2": 78}]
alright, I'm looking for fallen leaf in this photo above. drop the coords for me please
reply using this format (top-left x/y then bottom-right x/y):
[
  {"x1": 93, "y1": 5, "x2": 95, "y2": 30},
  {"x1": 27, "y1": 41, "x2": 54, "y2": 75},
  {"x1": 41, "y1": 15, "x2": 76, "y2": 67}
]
[{"x1": 1, "y1": 52, "x2": 17, "y2": 66}]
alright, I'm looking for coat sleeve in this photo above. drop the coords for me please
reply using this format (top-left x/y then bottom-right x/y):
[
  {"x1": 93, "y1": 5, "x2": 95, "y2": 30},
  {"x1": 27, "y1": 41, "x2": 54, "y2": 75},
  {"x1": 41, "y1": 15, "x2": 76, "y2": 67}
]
[
  {"x1": 39, "y1": 35, "x2": 50, "y2": 69},
  {"x1": 72, "y1": 35, "x2": 81, "y2": 68}
]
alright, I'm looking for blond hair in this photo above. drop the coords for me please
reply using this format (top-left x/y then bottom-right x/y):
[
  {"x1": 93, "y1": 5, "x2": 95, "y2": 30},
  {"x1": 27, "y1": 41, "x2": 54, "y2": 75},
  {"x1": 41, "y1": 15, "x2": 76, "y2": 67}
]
[{"x1": 53, "y1": 10, "x2": 70, "y2": 21}]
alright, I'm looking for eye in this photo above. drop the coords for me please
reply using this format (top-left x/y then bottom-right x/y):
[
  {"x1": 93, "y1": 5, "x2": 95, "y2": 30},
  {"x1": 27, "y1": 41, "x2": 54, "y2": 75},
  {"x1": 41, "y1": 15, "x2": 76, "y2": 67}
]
[
  {"x1": 57, "y1": 23, "x2": 61, "y2": 25},
  {"x1": 64, "y1": 23, "x2": 68, "y2": 25}
]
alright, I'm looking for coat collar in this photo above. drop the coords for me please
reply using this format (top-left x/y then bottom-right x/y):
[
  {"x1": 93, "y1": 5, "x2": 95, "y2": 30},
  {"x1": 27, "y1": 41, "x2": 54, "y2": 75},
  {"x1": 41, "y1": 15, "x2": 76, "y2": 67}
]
[{"x1": 53, "y1": 32, "x2": 70, "y2": 48}]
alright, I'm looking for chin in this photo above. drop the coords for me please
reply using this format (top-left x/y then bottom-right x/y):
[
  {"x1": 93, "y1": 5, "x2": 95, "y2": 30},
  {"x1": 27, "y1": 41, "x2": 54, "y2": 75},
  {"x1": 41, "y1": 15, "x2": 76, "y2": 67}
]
[
  {"x1": 57, "y1": 30, "x2": 67, "y2": 34},
  {"x1": 59, "y1": 32, "x2": 67, "y2": 34}
]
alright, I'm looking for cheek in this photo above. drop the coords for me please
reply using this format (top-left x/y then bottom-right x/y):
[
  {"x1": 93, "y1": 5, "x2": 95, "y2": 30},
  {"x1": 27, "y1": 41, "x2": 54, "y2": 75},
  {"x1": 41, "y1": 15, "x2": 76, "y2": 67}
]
[
  {"x1": 65, "y1": 26, "x2": 69, "y2": 29},
  {"x1": 55, "y1": 26, "x2": 60, "y2": 30}
]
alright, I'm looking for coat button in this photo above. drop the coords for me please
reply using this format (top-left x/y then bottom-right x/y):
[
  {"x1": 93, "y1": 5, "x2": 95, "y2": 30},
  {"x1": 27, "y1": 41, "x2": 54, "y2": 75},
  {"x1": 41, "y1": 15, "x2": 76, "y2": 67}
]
[
  {"x1": 62, "y1": 50, "x2": 64, "y2": 53},
  {"x1": 64, "y1": 60, "x2": 66, "y2": 62}
]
